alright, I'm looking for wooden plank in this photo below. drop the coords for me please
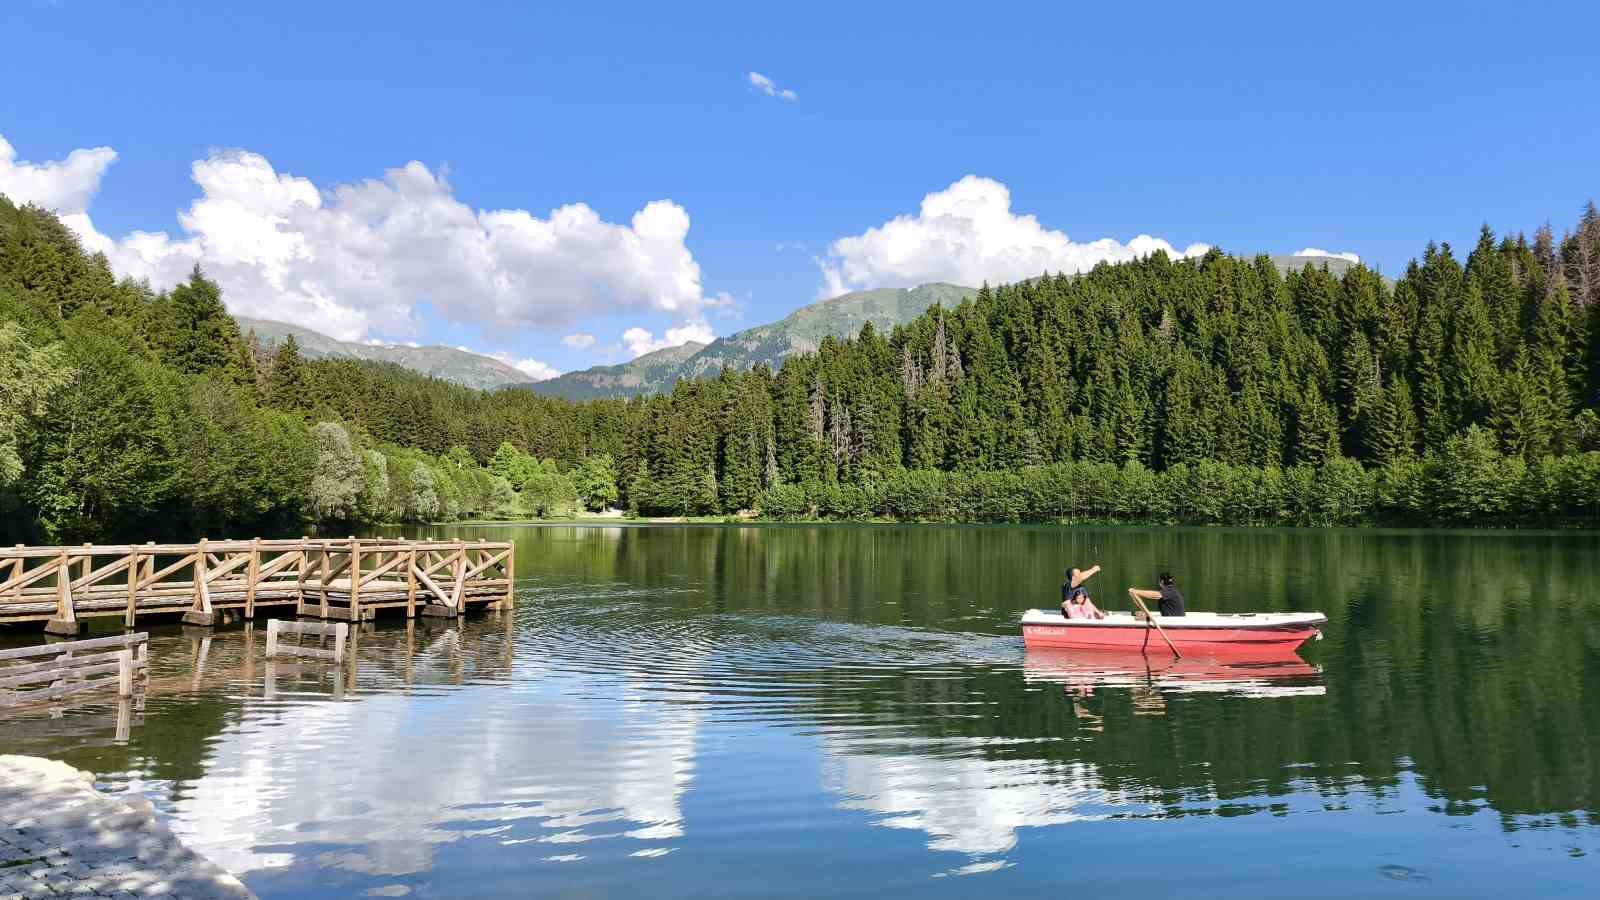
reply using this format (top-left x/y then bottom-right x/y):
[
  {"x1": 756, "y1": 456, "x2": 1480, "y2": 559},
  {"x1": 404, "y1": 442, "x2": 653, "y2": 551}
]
[
  {"x1": 449, "y1": 543, "x2": 466, "y2": 609},
  {"x1": 244, "y1": 539, "x2": 261, "y2": 620},
  {"x1": 0, "y1": 677, "x2": 123, "y2": 706},
  {"x1": 405, "y1": 547, "x2": 418, "y2": 619},
  {"x1": 359, "y1": 549, "x2": 407, "y2": 585},
  {"x1": 125, "y1": 548, "x2": 141, "y2": 628},
  {"x1": 412, "y1": 565, "x2": 450, "y2": 607},
  {"x1": 202, "y1": 551, "x2": 252, "y2": 584},
  {"x1": 0, "y1": 556, "x2": 65, "y2": 597},
  {"x1": 68, "y1": 553, "x2": 131, "y2": 593},
  {"x1": 0, "y1": 633, "x2": 149, "y2": 661},
  {"x1": 320, "y1": 547, "x2": 331, "y2": 618},
  {"x1": 274, "y1": 620, "x2": 348, "y2": 635},
  {"x1": 0, "y1": 648, "x2": 132, "y2": 678},
  {"x1": 137, "y1": 552, "x2": 200, "y2": 590},
  {"x1": 118, "y1": 648, "x2": 134, "y2": 697},
  {"x1": 348, "y1": 541, "x2": 363, "y2": 623},
  {"x1": 462, "y1": 547, "x2": 511, "y2": 581},
  {"x1": 194, "y1": 539, "x2": 213, "y2": 614},
  {"x1": 279, "y1": 645, "x2": 340, "y2": 661},
  {"x1": 55, "y1": 549, "x2": 74, "y2": 622},
  {"x1": 0, "y1": 660, "x2": 129, "y2": 689},
  {"x1": 255, "y1": 549, "x2": 301, "y2": 580}
]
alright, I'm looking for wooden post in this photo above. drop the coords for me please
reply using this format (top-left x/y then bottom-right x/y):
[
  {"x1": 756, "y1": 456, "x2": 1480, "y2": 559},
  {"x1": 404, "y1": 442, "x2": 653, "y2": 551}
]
[
  {"x1": 405, "y1": 546, "x2": 418, "y2": 619},
  {"x1": 45, "y1": 548, "x2": 82, "y2": 636},
  {"x1": 450, "y1": 541, "x2": 466, "y2": 612},
  {"x1": 333, "y1": 624, "x2": 348, "y2": 663},
  {"x1": 295, "y1": 536, "x2": 311, "y2": 615},
  {"x1": 265, "y1": 618, "x2": 280, "y2": 658},
  {"x1": 503, "y1": 543, "x2": 515, "y2": 609},
  {"x1": 125, "y1": 547, "x2": 141, "y2": 629},
  {"x1": 117, "y1": 648, "x2": 134, "y2": 696},
  {"x1": 114, "y1": 697, "x2": 132, "y2": 743},
  {"x1": 182, "y1": 538, "x2": 216, "y2": 626},
  {"x1": 243, "y1": 538, "x2": 261, "y2": 620},
  {"x1": 319, "y1": 545, "x2": 331, "y2": 619},
  {"x1": 348, "y1": 540, "x2": 363, "y2": 622}
]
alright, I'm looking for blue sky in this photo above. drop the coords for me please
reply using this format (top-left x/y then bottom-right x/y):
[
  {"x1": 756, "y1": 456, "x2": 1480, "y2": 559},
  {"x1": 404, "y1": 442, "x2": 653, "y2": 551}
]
[{"x1": 2, "y1": 0, "x2": 1597, "y2": 377}]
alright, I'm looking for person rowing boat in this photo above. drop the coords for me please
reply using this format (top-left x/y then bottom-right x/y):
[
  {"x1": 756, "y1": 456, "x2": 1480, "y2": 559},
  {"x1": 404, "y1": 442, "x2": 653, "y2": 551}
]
[
  {"x1": 1127, "y1": 572, "x2": 1186, "y2": 617},
  {"x1": 1061, "y1": 564, "x2": 1105, "y2": 620}
]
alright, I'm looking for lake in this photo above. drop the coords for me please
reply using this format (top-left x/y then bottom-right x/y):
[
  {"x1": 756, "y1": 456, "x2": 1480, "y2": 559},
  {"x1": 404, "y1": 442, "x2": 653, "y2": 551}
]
[{"x1": 4, "y1": 524, "x2": 1599, "y2": 898}]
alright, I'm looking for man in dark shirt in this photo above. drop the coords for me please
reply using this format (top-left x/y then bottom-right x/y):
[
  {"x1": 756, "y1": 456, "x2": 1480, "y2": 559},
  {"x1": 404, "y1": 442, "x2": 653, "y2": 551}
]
[{"x1": 1127, "y1": 573, "x2": 1186, "y2": 617}]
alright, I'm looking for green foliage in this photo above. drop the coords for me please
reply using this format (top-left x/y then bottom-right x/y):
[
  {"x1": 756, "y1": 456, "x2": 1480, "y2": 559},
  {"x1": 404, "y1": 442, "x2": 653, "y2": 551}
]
[
  {"x1": 0, "y1": 320, "x2": 70, "y2": 487},
  {"x1": 4, "y1": 194, "x2": 1600, "y2": 537},
  {"x1": 21, "y1": 314, "x2": 178, "y2": 540},
  {"x1": 573, "y1": 454, "x2": 619, "y2": 511},
  {"x1": 308, "y1": 422, "x2": 363, "y2": 523}
]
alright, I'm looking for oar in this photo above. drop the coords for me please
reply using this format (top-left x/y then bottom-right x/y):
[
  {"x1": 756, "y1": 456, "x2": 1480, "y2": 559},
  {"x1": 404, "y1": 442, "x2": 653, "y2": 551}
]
[{"x1": 1128, "y1": 589, "x2": 1181, "y2": 659}]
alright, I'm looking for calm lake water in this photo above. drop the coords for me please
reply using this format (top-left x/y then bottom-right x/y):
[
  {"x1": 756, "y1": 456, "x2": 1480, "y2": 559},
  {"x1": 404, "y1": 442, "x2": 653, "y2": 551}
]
[{"x1": 4, "y1": 524, "x2": 1599, "y2": 898}]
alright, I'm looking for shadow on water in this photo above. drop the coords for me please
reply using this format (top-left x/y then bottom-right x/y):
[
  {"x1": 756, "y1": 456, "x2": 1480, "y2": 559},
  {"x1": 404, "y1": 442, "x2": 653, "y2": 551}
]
[{"x1": 3, "y1": 523, "x2": 1599, "y2": 898}]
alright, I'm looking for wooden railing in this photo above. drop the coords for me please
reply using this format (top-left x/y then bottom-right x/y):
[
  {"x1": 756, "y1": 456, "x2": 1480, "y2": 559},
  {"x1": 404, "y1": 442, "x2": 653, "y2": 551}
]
[
  {"x1": 0, "y1": 632, "x2": 149, "y2": 707},
  {"x1": 0, "y1": 538, "x2": 514, "y2": 632}
]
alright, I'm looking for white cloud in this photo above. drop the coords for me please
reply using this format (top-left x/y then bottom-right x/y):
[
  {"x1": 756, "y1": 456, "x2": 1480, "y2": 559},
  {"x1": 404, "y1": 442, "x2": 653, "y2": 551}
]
[
  {"x1": 0, "y1": 135, "x2": 718, "y2": 345},
  {"x1": 1294, "y1": 247, "x2": 1360, "y2": 263},
  {"x1": 818, "y1": 175, "x2": 1210, "y2": 298},
  {"x1": 621, "y1": 321, "x2": 714, "y2": 359},
  {"x1": 0, "y1": 136, "x2": 117, "y2": 215},
  {"x1": 562, "y1": 332, "x2": 596, "y2": 349},
  {"x1": 491, "y1": 353, "x2": 561, "y2": 382},
  {"x1": 747, "y1": 71, "x2": 797, "y2": 101}
]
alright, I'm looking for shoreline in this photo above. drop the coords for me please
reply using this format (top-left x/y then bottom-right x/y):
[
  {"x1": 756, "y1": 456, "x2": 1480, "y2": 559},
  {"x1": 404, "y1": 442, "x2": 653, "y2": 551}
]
[{"x1": 0, "y1": 755, "x2": 254, "y2": 899}]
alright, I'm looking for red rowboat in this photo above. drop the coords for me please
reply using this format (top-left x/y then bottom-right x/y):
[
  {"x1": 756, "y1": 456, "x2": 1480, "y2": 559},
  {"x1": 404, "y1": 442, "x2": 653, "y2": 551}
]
[{"x1": 1021, "y1": 609, "x2": 1326, "y2": 655}]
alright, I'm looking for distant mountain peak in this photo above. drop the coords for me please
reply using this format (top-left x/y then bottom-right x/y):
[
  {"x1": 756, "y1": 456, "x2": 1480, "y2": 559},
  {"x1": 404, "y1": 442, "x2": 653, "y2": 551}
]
[
  {"x1": 234, "y1": 315, "x2": 537, "y2": 390},
  {"x1": 530, "y1": 282, "x2": 977, "y2": 401}
]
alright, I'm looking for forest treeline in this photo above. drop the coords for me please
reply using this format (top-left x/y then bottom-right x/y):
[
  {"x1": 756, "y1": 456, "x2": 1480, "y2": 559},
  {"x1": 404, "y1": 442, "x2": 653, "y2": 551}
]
[{"x1": 3, "y1": 194, "x2": 1600, "y2": 540}]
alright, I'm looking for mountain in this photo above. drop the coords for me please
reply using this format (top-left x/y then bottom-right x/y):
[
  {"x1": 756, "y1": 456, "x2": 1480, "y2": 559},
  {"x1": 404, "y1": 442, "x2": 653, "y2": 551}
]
[
  {"x1": 531, "y1": 256, "x2": 1366, "y2": 401},
  {"x1": 521, "y1": 341, "x2": 709, "y2": 402},
  {"x1": 1270, "y1": 254, "x2": 1361, "y2": 278},
  {"x1": 237, "y1": 255, "x2": 1361, "y2": 399},
  {"x1": 234, "y1": 316, "x2": 535, "y2": 390},
  {"x1": 531, "y1": 283, "x2": 977, "y2": 400}
]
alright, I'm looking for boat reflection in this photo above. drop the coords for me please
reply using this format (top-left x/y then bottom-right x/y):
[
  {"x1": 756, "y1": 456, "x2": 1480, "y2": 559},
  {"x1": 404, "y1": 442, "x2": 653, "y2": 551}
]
[{"x1": 1024, "y1": 647, "x2": 1324, "y2": 701}]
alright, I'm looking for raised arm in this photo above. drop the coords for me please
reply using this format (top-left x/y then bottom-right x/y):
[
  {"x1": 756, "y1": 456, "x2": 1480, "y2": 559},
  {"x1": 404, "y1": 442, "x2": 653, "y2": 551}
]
[{"x1": 1072, "y1": 564, "x2": 1102, "y2": 587}]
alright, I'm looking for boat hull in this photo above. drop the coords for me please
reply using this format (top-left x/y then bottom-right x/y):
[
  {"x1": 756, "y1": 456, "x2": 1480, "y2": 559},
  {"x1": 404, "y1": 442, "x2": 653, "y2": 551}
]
[{"x1": 1021, "y1": 610, "x2": 1325, "y2": 656}]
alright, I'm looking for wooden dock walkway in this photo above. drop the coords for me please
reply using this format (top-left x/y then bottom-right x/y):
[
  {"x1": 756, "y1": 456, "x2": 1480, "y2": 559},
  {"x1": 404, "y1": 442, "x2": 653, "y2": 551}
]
[{"x1": 0, "y1": 538, "x2": 514, "y2": 634}]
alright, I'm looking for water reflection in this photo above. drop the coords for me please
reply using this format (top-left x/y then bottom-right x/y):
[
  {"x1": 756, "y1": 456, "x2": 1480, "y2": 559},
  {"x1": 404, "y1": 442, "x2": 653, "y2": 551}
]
[
  {"x1": 153, "y1": 614, "x2": 703, "y2": 884},
  {"x1": 1022, "y1": 648, "x2": 1325, "y2": 699},
  {"x1": 3, "y1": 523, "x2": 1598, "y2": 898}
]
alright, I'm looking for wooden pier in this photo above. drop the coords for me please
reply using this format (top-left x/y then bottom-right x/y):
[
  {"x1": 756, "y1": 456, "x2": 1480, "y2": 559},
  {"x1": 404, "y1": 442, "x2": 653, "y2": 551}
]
[{"x1": 0, "y1": 538, "x2": 514, "y2": 634}]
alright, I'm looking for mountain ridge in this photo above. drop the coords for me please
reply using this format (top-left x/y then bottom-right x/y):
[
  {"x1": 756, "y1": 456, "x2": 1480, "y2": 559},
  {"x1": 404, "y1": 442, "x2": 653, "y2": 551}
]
[
  {"x1": 236, "y1": 253, "x2": 1362, "y2": 398},
  {"x1": 234, "y1": 316, "x2": 537, "y2": 390}
]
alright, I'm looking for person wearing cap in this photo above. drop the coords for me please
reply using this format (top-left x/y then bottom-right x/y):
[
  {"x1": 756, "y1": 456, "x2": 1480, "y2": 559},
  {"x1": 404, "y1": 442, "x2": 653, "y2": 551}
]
[
  {"x1": 1128, "y1": 572, "x2": 1186, "y2": 617},
  {"x1": 1060, "y1": 564, "x2": 1105, "y2": 619}
]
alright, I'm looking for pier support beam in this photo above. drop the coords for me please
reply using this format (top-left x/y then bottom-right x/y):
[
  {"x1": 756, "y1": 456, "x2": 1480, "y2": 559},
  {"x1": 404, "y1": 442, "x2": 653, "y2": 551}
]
[
  {"x1": 420, "y1": 603, "x2": 457, "y2": 618},
  {"x1": 44, "y1": 618, "x2": 87, "y2": 636}
]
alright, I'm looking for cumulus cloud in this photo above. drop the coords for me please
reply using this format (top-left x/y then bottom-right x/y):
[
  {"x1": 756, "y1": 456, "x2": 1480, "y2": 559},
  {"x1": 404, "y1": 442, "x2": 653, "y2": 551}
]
[
  {"x1": 0, "y1": 135, "x2": 719, "y2": 345},
  {"x1": 0, "y1": 136, "x2": 117, "y2": 215},
  {"x1": 748, "y1": 71, "x2": 797, "y2": 101},
  {"x1": 485, "y1": 352, "x2": 561, "y2": 382},
  {"x1": 621, "y1": 321, "x2": 715, "y2": 359},
  {"x1": 562, "y1": 332, "x2": 597, "y2": 350},
  {"x1": 1294, "y1": 247, "x2": 1360, "y2": 263},
  {"x1": 818, "y1": 175, "x2": 1209, "y2": 298}
]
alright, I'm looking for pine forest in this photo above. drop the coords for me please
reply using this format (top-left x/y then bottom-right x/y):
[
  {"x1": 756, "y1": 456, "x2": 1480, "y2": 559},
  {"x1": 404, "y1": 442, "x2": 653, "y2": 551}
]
[{"x1": 3, "y1": 195, "x2": 1600, "y2": 542}]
